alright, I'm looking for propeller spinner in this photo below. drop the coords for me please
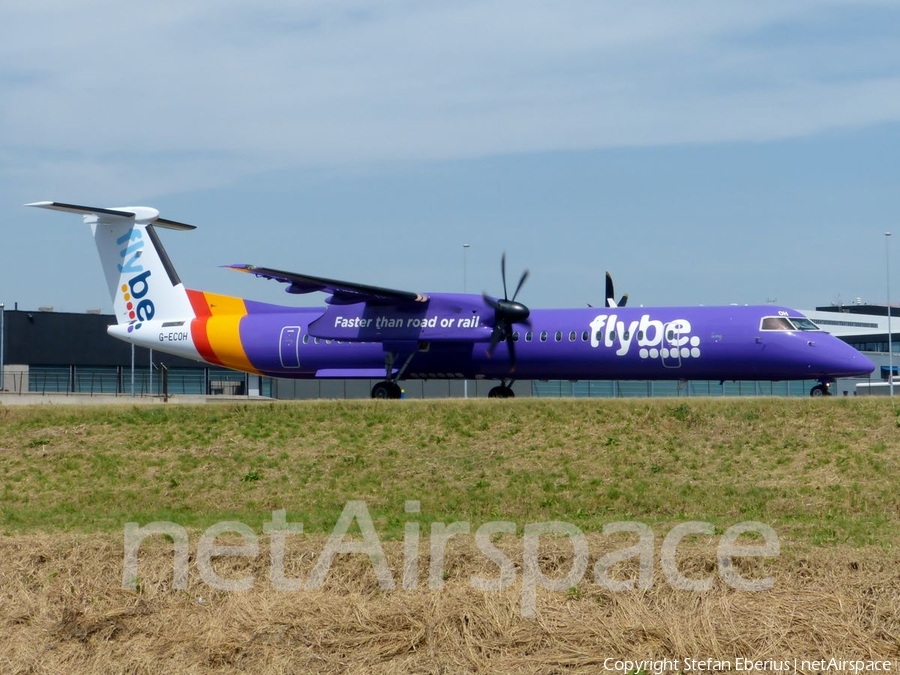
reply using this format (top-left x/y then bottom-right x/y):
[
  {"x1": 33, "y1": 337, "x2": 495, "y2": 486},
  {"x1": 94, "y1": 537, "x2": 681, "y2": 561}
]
[{"x1": 483, "y1": 253, "x2": 531, "y2": 371}]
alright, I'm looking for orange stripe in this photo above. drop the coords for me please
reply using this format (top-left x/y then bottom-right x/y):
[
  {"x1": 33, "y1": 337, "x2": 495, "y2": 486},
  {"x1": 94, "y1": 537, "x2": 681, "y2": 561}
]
[
  {"x1": 204, "y1": 293, "x2": 249, "y2": 317},
  {"x1": 205, "y1": 315, "x2": 260, "y2": 374},
  {"x1": 186, "y1": 290, "x2": 257, "y2": 371}
]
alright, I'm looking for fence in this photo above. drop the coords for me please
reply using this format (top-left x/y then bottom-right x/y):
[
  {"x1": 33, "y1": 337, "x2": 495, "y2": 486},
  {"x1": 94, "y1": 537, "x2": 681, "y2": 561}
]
[
  {"x1": 1, "y1": 367, "x2": 844, "y2": 399},
  {"x1": 531, "y1": 379, "x2": 823, "y2": 398},
  {"x1": 6, "y1": 366, "x2": 274, "y2": 397}
]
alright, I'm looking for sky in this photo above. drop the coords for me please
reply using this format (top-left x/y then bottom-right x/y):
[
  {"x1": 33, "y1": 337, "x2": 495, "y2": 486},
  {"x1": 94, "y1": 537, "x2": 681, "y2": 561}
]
[{"x1": 3, "y1": 0, "x2": 900, "y2": 314}]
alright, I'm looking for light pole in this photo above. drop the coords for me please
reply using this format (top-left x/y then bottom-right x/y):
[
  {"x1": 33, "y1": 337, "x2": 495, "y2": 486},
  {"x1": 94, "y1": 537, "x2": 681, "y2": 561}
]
[
  {"x1": 463, "y1": 244, "x2": 470, "y2": 293},
  {"x1": 887, "y1": 233, "x2": 894, "y2": 396},
  {"x1": 463, "y1": 244, "x2": 470, "y2": 398},
  {"x1": 0, "y1": 302, "x2": 4, "y2": 392}
]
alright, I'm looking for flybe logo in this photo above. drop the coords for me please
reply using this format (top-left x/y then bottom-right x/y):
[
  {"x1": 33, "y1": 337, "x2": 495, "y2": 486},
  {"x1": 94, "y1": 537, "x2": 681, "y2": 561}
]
[
  {"x1": 589, "y1": 314, "x2": 701, "y2": 359},
  {"x1": 117, "y1": 229, "x2": 155, "y2": 333}
]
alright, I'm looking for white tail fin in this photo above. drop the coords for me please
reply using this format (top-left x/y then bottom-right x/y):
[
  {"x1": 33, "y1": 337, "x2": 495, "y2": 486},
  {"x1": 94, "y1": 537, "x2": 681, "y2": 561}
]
[{"x1": 26, "y1": 201, "x2": 197, "y2": 326}]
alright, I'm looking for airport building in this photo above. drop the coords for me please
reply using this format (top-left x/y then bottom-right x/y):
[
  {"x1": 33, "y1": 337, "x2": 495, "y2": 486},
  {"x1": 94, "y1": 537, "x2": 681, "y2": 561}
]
[
  {"x1": 802, "y1": 302, "x2": 900, "y2": 395},
  {"x1": 0, "y1": 308, "x2": 269, "y2": 399},
  {"x1": 0, "y1": 304, "x2": 892, "y2": 400}
]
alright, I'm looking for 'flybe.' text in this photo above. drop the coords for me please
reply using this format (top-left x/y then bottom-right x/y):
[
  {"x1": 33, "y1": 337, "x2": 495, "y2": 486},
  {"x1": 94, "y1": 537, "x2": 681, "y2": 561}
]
[
  {"x1": 589, "y1": 314, "x2": 701, "y2": 359},
  {"x1": 117, "y1": 229, "x2": 155, "y2": 332}
]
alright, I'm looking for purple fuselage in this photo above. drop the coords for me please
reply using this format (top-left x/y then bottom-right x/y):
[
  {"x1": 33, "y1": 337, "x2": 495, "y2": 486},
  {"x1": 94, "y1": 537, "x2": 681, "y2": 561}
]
[{"x1": 218, "y1": 296, "x2": 874, "y2": 383}]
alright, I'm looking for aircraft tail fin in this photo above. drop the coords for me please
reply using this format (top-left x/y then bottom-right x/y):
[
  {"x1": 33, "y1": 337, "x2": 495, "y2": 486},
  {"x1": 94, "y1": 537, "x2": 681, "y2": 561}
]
[{"x1": 26, "y1": 201, "x2": 197, "y2": 326}]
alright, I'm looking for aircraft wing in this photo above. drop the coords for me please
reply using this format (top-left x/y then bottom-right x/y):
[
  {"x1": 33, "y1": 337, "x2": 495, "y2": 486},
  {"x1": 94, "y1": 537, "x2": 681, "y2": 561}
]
[{"x1": 225, "y1": 264, "x2": 429, "y2": 305}]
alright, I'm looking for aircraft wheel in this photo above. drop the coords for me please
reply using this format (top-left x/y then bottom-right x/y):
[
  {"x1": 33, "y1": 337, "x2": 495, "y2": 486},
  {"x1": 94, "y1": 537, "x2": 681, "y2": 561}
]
[
  {"x1": 810, "y1": 384, "x2": 829, "y2": 397},
  {"x1": 372, "y1": 382, "x2": 401, "y2": 399},
  {"x1": 488, "y1": 386, "x2": 515, "y2": 398}
]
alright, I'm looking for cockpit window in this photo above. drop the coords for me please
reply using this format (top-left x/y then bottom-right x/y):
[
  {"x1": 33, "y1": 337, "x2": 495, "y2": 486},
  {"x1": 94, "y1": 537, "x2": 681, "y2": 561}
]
[
  {"x1": 761, "y1": 317, "x2": 794, "y2": 331},
  {"x1": 760, "y1": 316, "x2": 822, "y2": 331},
  {"x1": 789, "y1": 317, "x2": 820, "y2": 331}
]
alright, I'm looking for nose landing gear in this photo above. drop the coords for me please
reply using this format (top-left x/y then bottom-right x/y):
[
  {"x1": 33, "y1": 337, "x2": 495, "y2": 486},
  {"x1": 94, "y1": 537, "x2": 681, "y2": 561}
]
[
  {"x1": 810, "y1": 382, "x2": 832, "y2": 397},
  {"x1": 488, "y1": 380, "x2": 516, "y2": 398}
]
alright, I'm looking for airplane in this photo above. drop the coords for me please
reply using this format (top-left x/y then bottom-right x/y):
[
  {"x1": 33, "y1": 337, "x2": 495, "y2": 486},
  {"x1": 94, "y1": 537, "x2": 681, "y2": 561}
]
[{"x1": 27, "y1": 201, "x2": 875, "y2": 398}]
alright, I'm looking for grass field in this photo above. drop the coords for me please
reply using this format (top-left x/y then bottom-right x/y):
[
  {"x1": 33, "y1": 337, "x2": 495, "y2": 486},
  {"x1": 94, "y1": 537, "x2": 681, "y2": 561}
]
[
  {"x1": 3, "y1": 398, "x2": 899, "y2": 544},
  {"x1": 2, "y1": 398, "x2": 899, "y2": 672}
]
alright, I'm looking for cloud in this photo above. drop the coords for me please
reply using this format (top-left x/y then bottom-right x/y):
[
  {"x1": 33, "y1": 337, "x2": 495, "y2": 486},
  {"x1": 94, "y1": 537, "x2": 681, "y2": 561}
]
[{"x1": 2, "y1": 0, "x2": 899, "y2": 197}]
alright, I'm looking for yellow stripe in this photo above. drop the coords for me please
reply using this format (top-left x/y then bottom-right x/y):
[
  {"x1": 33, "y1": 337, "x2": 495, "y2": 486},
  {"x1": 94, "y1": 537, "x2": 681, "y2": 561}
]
[
  {"x1": 204, "y1": 292, "x2": 248, "y2": 317},
  {"x1": 206, "y1": 315, "x2": 260, "y2": 374}
]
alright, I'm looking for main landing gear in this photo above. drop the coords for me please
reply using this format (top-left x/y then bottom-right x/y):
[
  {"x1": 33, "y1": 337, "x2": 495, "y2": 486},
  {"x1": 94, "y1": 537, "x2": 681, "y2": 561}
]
[
  {"x1": 810, "y1": 381, "x2": 832, "y2": 397},
  {"x1": 488, "y1": 380, "x2": 516, "y2": 398},
  {"x1": 370, "y1": 350, "x2": 417, "y2": 399},
  {"x1": 371, "y1": 381, "x2": 403, "y2": 399}
]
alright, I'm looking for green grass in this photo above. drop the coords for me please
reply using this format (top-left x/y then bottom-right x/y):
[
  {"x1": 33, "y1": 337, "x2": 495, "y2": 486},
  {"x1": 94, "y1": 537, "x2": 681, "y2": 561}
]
[{"x1": 1, "y1": 398, "x2": 899, "y2": 546}]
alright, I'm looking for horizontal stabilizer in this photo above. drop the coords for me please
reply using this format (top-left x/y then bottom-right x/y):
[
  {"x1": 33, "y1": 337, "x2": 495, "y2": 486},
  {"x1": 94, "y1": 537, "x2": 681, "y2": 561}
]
[
  {"x1": 28, "y1": 199, "x2": 198, "y2": 326},
  {"x1": 26, "y1": 201, "x2": 196, "y2": 230}
]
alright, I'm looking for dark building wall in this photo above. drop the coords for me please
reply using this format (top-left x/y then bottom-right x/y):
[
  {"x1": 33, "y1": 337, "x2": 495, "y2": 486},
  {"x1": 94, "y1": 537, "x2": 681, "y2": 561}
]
[
  {"x1": 816, "y1": 304, "x2": 896, "y2": 317},
  {"x1": 3, "y1": 310, "x2": 202, "y2": 368}
]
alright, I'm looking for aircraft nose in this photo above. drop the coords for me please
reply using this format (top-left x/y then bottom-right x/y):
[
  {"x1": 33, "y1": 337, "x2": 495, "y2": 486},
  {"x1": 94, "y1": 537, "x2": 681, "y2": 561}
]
[{"x1": 817, "y1": 338, "x2": 876, "y2": 378}]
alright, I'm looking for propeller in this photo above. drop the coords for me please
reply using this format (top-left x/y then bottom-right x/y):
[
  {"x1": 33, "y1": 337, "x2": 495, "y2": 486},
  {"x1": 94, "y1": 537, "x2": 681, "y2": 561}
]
[
  {"x1": 483, "y1": 253, "x2": 531, "y2": 371},
  {"x1": 605, "y1": 271, "x2": 628, "y2": 308}
]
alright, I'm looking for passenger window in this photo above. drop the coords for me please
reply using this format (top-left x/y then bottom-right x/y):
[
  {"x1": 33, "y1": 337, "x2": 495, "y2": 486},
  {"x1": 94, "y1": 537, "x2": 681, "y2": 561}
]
[
  {"x1": 554, "y1": 331, "x2": 562, "y2": 342},
  {"x1": 525, "y1": 331, "x2": 533, "y2": 342},
  {"x1": 513, "y1": 331, "x2": 520, "y2": 342},
  {"x1": 540, "y1": 331, "x2": 548, "y2": 342},
  {"x1": 582, "y1": 331, "x2": 589, "y2": 341},
  {"x1": 569, "y1": 331, "x2": 577, "y2": 342},
  {"x1": 302, "y1": 334, "x2": 309, "y2": 345}
]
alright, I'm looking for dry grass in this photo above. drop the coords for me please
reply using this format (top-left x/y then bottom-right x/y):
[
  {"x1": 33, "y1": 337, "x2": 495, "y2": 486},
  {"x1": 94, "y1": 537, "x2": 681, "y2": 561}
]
[{"x1": 1, "y1": 533, "x2": 898, "y2": 673}]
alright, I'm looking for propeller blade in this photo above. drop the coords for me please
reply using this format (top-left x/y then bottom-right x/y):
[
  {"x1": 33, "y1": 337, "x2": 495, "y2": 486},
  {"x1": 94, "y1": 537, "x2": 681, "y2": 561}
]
[
  {"x1": 619, "y1": 293, "x2": 629, "y2": 308},
  {"x1": 506, "y1": 332, "x2": 517, "y2": 372},
  {"x1": 605, "y1": 271, "x2": 616, "y2": 308},
  {"x1": 486, "y1": 323, "x2": 505, "y2": 357},
  {"x1": 482, "y1": 292, "x2": 500, "y2": 310},
  {"x1": 511, "y1": 268, "x2": 529, "y2": 303},
  {"x1": 485, "y1": 253, "x2": 531, "y2": 371}
]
